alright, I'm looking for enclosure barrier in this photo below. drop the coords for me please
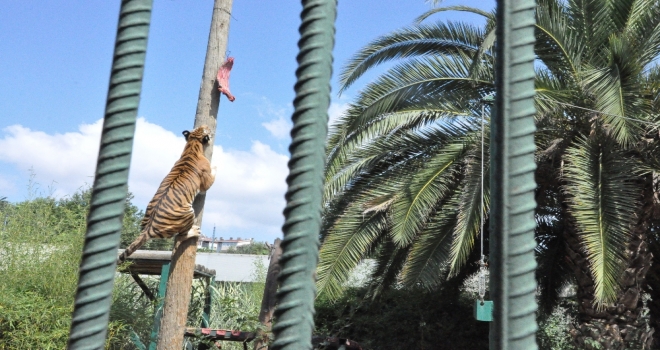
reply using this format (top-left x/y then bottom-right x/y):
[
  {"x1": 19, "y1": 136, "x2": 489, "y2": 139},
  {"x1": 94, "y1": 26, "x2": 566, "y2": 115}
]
[
  {"x1": 67, "y1": 1, "x2": 152, "y2": 349},
  {"x1": 489, "y1": 0, "x2": 538, "y2": 349},
  {"x1": 271, "y1": 1, "x2": 337, "y2": 349},
  {"x1": 65, "y1": 0, "x2": 539, "y2": 349}
]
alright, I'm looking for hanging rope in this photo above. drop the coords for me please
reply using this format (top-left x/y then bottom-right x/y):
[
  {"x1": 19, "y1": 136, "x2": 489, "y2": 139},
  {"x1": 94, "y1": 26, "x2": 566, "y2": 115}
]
[
  {"x1": 271, "y1": 0, "x2": 337, "y2": 349},
  {"x1": 67, "y1": 1, "x2": 152, "y2": 348},
  {"x1": 479, "y1": 101, "x2": 487, "y2": 304}
]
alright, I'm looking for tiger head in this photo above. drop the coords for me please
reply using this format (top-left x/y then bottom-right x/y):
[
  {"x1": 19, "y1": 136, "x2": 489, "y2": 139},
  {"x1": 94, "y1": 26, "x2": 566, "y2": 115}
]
[{"x1": 182, "y1": 125, "x2": 212, "y2": 145}]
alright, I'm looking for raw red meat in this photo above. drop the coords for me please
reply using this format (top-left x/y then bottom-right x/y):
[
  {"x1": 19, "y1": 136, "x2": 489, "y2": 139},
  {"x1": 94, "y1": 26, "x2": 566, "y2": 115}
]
[{"x1": 217, "y1": 57, "x2": 235, "y2": 102}]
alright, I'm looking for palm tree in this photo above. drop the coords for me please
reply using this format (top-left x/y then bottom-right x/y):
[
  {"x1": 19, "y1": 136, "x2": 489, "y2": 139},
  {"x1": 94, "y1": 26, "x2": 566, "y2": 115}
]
[{"x1": 318, "y1": 1, "x2": 660, "y2": 348}]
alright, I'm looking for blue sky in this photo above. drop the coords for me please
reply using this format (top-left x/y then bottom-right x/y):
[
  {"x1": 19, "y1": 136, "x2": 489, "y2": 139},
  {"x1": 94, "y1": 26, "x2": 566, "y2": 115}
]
[{"x1": 0, "y1": 0, "x2": 490, "y2": 242}]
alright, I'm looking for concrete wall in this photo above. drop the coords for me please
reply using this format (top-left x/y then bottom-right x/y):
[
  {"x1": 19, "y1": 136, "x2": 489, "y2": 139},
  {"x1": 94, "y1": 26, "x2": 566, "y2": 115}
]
[
  {"x1": 196, "y1": 253, "x2": 270, "y2": 282},
  {"x1": 195, "y1": 253, "x2": 374, "y2": 285}
]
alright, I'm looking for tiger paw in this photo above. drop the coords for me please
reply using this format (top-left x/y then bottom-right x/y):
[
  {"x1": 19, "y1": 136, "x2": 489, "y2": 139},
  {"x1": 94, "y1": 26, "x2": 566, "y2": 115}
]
[{"x1": 186, "y1": 225, "x2": 201, "y2": 239}]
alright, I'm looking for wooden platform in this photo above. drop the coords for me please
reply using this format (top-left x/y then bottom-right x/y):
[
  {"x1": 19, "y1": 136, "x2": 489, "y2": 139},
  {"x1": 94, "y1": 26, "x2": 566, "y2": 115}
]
[
  {"x1": 184, "y1": 328, "x2": 255, "y2": 342},
  {"x1": 117, "y1": 249, "x2": 216, "y2": 278}
]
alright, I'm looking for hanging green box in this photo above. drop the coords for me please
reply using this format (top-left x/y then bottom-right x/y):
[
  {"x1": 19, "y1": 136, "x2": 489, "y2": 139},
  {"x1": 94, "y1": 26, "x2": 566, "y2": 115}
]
[{"x1": 474, "y1": 300, "x2": 493, "y2": 322}]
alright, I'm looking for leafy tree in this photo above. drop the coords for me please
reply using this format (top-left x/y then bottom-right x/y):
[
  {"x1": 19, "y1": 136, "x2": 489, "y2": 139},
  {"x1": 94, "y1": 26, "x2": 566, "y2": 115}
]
[
  {"x1": 224, "y1": 242, "x2": 270, "y2": 255},
  {"x1": 318, "y1": 1, "x2": 660, "y2": 348},
  {"x1": 0, "y1": 180, "x2": 180, "y2": 348},
  {"x1": 315, "y1": 286, "x2": 489, "y2": 350},
  {"x1": 0, "y1": 187, "x2": 104, "y2": 348}
]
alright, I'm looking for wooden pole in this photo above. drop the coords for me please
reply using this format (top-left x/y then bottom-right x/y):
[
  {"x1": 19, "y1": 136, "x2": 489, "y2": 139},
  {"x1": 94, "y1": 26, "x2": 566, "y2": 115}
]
[
  {"x1": 156, "y1": 0, "x2": 233, "y2": 348},
  {"x1": 254, "y1": 238, "x2": 283, "y2": 350}
]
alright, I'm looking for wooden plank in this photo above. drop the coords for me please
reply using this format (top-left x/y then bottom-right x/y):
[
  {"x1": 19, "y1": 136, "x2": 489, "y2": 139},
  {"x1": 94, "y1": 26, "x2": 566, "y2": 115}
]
[
  {"x1": 185, "y1": 328, "x2": 255, "y2": 342},
  {"x1": 118, "y1": 249, "x2": 173, "y2": 260},
  {"x1": 116, "y1": 249, "x2": 216, "y2": 278}
]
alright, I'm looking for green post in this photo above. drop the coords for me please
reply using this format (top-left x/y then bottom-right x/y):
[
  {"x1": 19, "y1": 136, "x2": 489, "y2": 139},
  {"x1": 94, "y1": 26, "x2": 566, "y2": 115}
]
[
  {"x1": 271, "y1": 0, "x2": 337, "y2": 349},
  {"x1": 149, "y1": 262, "x2": 171, "y2": 350},
  {"x1": 67, "y1": 1, "x2": 152, "y2": 349},
  {"x1": 489, "y1": 0, "x2": 538, "y2": 349},
  {"x1": 201, "y1": 276, "x2": 215, "y2": 328}
]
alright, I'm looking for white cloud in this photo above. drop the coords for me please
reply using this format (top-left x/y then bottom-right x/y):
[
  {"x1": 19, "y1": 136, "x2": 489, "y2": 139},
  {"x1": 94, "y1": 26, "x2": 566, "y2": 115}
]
[
  {"x1": 0, "y1": 121, "x2": 103, "y2": 198},
  {"x1": 262, "y1": 117, "x2": 291, "y2": 139},
  {"x1": 0, "y1": 119, "x2": 289, "y2": 241}
]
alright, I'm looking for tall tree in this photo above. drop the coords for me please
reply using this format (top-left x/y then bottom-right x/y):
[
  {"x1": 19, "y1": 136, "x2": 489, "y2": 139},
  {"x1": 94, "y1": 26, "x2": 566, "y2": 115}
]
[
  {"x1": 156, "y1": 0, "x2": 233, "y2": 348},
  {"x1": 318, "y1": 1, "x2": 660, "y2": 348}
]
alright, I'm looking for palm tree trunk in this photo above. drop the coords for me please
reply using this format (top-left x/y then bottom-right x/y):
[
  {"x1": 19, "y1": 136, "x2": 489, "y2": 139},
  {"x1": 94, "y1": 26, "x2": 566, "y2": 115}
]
[
  {"x1": 564, "y1": 174, "x2": 654, "y2": 350},
  {"x1": 646, "y1": 234, "x2": 660, "y2": 348},
  {"x1": 643, "y1": 172, "x2": 660, "y2": 348}
]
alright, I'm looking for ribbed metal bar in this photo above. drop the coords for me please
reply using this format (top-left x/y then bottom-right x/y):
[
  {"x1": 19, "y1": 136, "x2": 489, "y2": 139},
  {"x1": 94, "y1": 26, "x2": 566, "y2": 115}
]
[
  {"x1": 67, "y1": 1, "x2": 152, "y2": 348},
  {"x1": 489, "y1": 0, "x2": 538, "y2": 349},
  {"x1": 271, "y1": 0, "x2": 336, "y2": 349}
]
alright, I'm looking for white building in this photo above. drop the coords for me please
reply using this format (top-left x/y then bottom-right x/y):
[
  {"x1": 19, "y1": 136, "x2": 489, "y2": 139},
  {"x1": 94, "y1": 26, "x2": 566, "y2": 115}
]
[{"x1": 197, "y1": 236, "x2": 253, "y2": 252}]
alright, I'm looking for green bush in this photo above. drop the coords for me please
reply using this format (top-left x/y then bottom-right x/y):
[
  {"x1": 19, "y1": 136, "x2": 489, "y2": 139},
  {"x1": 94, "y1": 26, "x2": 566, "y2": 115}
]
[
  {"x1": 315, "y1": 286, "x2": 490, "y2": 350},
  {"x1": 224, "y1": 242, "x2": 270, "y2": 255},
  {"x1": 107, "y1": 274, "x2": 161, "y2": 349},
  {"x1": 0, "y1": 286, "x2": 71, "y2": 350},
  {"x1": 0, "y1": 179, "x2": 153, "y2": 349},
  {"x1": 537, "y1": 300, "x2": 578, "y2": 350},
  {"x1": 110, "y1": 258, "x2": 267, "y2": 350},
  {"x1": 186, "y1": 259, "x2": 267, "y2": 350},
  {"x1": 0, "y1": 182, "x2": 87, "y2": 349}
]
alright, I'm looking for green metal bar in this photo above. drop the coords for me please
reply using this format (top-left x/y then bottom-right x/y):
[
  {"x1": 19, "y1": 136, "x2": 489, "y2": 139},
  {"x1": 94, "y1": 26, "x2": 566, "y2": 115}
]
[
  {"x1": 131, "y1": 272, "x2": 156, "y2": 301},
  {"x1": 271, "y1": 0, "x2": 336, "y2": 349},
  {"x1": 489, "y1": 0, "x2": 538, "y2": 349},
  {"x1": 130, "y1": 330, "x2": 147, "y2": 350},
  {"x1": 201, "y1": 276, "x2": 215, "y2": 328},
  {"x1": 149, "y1": 262, "x2": 171, "y2": 350},
  {"x1": 67, "y1": 1, "x2": 152, "y2": 349}
]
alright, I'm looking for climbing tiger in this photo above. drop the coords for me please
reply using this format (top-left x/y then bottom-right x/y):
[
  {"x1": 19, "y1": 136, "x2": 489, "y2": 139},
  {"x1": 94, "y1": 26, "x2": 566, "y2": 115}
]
[{"x1": 117, "y1": 125, "x2": 217, "y2": 264}]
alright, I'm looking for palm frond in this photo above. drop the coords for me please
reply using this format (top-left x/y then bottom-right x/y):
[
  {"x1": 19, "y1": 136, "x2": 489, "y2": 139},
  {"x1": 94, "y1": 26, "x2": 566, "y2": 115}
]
[
  {"x1": 339, "y1": 21, "x2": 486, "y2": 92},
  {"x1": 468, "y1": 27, "x2": 496, "y2": 82},
  {"x1": 581, "y1": 62, "x2": 644, "y2": 147},
  {"x1": 364, "y1": 238, "x2": 410, "y2": 298},
  {"x1": 563, "y1": 135, "x2": 643, "y2": 306},
  {"x1": 326, "y1": 116, "x2": 475, "y2": 203},
  {"x1": 536, "y1": 1, "x2": 585, "y2": 78},
  {"x1": 342, "y1": 54, "x2": 491, "y2": 136},
  {"x1": 317, "y1": 210, "x2": 388, "y2": 300},
  {"x1": 326, "y1": 107, "x2": 471, "y2": 193},
  {"x1": 638, "y1": 21, "x2": 660, "y2": 68},
  {"x1": 399, "y1": 199, "x2": 457, "y2": 288},
  {"x1": 415, "y1": 6, "x2": 494, "y2": 24},
  {"x1": 389, "y1": 138, "x2": 470, "y2": 247}
]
